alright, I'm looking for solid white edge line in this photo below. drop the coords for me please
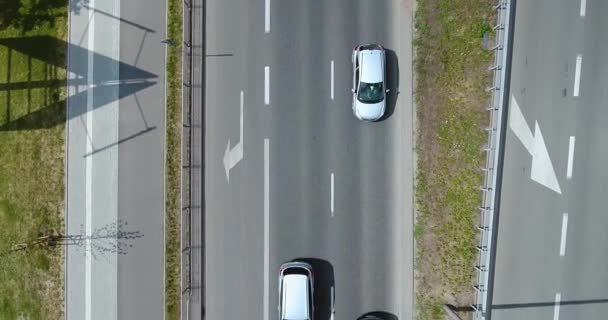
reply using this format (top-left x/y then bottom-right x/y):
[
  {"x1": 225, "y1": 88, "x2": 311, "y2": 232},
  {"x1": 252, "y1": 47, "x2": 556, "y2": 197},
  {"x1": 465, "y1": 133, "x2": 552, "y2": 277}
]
[
  {"x1": 567, "y1": 136, "x2": 575, "y2": 179},
  {"x1": 85, "y1": 3, "x2": 95, "y2": 320},
  {"x1": 330, "y1": 60, "x2": 334, "y2": 100},
  {"x1": 554, "y1": 292, "x2": 561, "y2": 320},
  {"x1": 573, "y1": 54, "x2": 583, "y2": 97},
  {"x1": 330, "y1": 173, "x2": 335, "y2": 215},
  {"x1": 264, "y1": 66, "x2": 270, "y2": 106},
  {"x1": 580, "y1": 0, "x2": 587, "y2": 16},
  {"x1": 559, "y1": 213, "x2": 569, "y2": 256},
  {"x1": 264, "y1": 139, "x2": 270, "y2": 320},
  {"x1": 264, "y1": 0, "x2": 270, "y2": 33}
]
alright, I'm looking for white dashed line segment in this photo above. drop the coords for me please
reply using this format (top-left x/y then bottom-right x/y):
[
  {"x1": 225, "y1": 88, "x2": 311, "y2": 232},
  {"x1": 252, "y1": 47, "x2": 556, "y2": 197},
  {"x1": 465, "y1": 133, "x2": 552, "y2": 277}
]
[
  {"x1": 265, "y1": 66, "x2": 270, "y2": 105},
  {"x1": 573, "y1": 55, "x2": 583, "y2": 97},
  {"x1": 567, "y1": 136, "x2": 575, "y2": 179},
  {"x1": 330, "y1": 173, "x2": 335, "y2": 215},
  {"x1": 265, "y1": 0, "x2": 270, "y2": 33},
  {"x1": 330, "y1": 60, "x2": 335, "y2": 100},
  {"x1": 560, "y1": 213, "x2": 569, "y2": 257},
  {"x1": 580, "y1": 0, "x2": 587, "y2": 17},
  {"x1": 554, "y1": 293, "x2": 561, "y2": 320}
]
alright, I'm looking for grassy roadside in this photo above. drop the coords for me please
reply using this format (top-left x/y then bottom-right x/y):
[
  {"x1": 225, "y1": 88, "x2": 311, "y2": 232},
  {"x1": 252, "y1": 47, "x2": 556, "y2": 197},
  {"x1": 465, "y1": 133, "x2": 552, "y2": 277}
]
[
  {"x1": 0, "y1": 1, "x2": 67, "y2": 319},
  {"x1": 165, "y1": 0, "x2": 183, "y2": 318},
  {"x1": 413, "y1": 0, "x2": 494, "y2": 318}
]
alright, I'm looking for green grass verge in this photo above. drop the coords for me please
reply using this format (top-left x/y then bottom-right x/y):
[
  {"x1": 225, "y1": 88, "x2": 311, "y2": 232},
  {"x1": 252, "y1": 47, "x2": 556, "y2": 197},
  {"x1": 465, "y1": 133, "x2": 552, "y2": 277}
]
[
  {"x1": 413, "y1": 0, "x2": 494, "y2": 318},
  {"x1": 0, "y1": 1, "x2": 67, "y2": 319},
  {"x1": 165, "y1": 0, "x2": 183, "y2": 318}
]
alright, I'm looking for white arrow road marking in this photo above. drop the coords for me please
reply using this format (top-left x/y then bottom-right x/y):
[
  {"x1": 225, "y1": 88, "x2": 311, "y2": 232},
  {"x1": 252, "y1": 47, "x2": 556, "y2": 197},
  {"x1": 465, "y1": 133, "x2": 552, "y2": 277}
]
[
  {"x1": 509, "y1": 96, "x2": 562, "y2": 194},
  {"x1": 223, "y1": 91, "x2": 244, "y2": 182}
]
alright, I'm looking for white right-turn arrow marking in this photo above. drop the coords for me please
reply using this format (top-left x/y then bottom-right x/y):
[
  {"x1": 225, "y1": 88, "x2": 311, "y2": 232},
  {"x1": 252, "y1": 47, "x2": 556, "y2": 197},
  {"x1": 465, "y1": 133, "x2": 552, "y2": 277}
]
[{"x1": 509, "y1": 96, "x2": 562, "y2": 194}]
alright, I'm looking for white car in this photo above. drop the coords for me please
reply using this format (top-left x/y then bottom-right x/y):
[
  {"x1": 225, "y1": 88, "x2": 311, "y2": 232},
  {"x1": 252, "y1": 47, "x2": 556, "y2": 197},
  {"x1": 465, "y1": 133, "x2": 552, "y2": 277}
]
[
  {"x1": 352, "y1": 44, "x2": 388, "y2": 121},
  {"x1": 278, "y1": 261, "x2": 314, "y2": 320}
]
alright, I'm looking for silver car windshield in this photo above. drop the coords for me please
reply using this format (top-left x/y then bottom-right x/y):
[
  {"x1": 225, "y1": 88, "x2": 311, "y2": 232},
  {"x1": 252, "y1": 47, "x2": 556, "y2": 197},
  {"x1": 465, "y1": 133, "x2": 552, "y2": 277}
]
[{"x1": 357, "y1": 82, "x2": 384, "y2": 103}]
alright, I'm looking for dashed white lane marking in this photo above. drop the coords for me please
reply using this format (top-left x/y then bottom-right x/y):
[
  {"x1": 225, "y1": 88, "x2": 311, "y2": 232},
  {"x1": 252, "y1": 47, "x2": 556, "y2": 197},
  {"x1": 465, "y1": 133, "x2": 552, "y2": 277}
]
[
  {"x1": 580, "y1": 0, "x2": 587, "y2": 17},
  {"x1": 265, "y1": 66, "x2": 270, "y2": 105},
  {"x1": 330, "y1": 60, "x2": 335, "y2": 100},
  {"x1": 567, "y1": 136, "x2": 575, "y2": 179},
  {"x1": 330, "y1": 173, "x2": 335, "y2": 215},
  {"x1": 330, "y1": 286, "x2": 335, "y2": 320},
  {"x1": 554, "y1": 292, "x2": 562, "y2": 320},
  {"x1": 264, "y1": 0, "x2": 270, "y2": 33},
  {"x1": 85, "y1": 3, "x2": 95, "y2": 320},
  {"x1": 263, "y1": 138, "x2": 270, "y2": 320},
  {"x1": 573, "y1": 54, "x2": 583, "y2": 97},
  {"x1": 560, "y1": 213, "x2": 569, "y2": 257}
]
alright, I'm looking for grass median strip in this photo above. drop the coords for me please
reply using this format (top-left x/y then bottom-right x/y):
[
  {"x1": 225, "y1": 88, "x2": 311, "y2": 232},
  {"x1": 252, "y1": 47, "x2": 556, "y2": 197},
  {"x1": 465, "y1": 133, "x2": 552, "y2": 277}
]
[
  {"x1": 0, "y1": 2, "x2": 68, "y2": 319},
  {"x1": 414, "y1": 0, "x2": 494, "y2": 318},
  {"x1": 165, "y1": 0, "x2": 183, "y2": 318}
]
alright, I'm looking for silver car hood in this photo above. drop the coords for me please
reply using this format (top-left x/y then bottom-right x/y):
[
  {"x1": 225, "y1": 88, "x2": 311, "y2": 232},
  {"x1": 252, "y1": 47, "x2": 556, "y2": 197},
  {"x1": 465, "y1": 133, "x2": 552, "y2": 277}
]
[{"x1": 353, "y1": 98, "x2": 385, "y2": 121}]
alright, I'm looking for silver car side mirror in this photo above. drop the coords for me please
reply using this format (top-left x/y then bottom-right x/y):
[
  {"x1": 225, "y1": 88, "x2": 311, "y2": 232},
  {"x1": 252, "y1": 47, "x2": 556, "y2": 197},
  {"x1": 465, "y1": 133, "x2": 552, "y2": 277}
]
[
  {"x1": 351, "y1": 88, "x2": 356, "y2": 93},
  {"x1": 386, "y1": 89, "x2": 390, "y2": 93}
]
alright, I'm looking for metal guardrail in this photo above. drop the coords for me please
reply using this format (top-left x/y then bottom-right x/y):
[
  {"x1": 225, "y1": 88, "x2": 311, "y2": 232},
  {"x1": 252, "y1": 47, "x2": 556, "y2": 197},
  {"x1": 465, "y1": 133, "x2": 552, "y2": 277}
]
[
  {"x1": 181, "y1": 0, "x2": 194, "y2": 317},
  {"x1": 473, "y1": 1, "x2": 512, "y2": 319}
]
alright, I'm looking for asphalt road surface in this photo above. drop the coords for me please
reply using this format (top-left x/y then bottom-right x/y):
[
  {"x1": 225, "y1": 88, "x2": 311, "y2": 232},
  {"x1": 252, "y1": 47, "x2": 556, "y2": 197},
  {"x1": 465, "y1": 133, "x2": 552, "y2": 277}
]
[
  {"x1": 66, "y1": 0, "x2": 166, "y2": 318},
  {"x1": 204, "y1": 0, "x2": 414, "y2": 320},
  {"x1": 491, "y1": 0, "x2": 608, "y2": 319}
]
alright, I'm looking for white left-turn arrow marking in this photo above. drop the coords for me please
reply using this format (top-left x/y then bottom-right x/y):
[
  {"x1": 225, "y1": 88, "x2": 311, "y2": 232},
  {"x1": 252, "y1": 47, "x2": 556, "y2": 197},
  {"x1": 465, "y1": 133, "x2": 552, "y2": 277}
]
[
  {"x1": 223, "y1": 90, "x2": 244, "y2": 182},
  {"x1": 509, "y1": 96, "x2": 561, "y2": 194}
]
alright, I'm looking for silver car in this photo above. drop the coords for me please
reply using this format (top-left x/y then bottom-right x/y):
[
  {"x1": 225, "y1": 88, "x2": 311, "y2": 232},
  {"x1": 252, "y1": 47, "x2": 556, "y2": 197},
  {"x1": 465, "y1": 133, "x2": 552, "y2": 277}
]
[
  {"x1": 278, "y1": 261, "x2": 314, "y2": 320},
  {"x1": 351, "y1": 44, "x2": 388, "y2": 121}
]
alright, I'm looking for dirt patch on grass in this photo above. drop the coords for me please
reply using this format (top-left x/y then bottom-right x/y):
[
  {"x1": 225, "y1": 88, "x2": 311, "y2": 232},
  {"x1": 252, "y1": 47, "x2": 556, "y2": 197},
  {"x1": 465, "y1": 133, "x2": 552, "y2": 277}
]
[{"x1": 414, "y1": 0, "x2": 495, "y2": 318}]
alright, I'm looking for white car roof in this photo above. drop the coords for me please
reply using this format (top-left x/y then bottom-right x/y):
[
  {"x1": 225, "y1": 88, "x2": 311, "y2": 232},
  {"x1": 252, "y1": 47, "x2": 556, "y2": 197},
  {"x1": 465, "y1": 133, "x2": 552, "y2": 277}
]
[
  {"x1": 282, "y1": 274, "x2": 310, "y2": 320},
  {"x1": 359, "y1": 49, "x2": 383, "y2": 83}
]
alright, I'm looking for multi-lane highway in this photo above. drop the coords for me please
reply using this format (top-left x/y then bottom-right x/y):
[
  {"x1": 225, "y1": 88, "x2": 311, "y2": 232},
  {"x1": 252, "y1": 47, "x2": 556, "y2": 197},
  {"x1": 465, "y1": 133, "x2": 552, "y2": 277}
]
[
  {"x1": 204, "y1": 0, "x2": 414, "y2": 319},
  {"x1": 490, "y1": 0, "x2": 608, "y2": 319}
]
